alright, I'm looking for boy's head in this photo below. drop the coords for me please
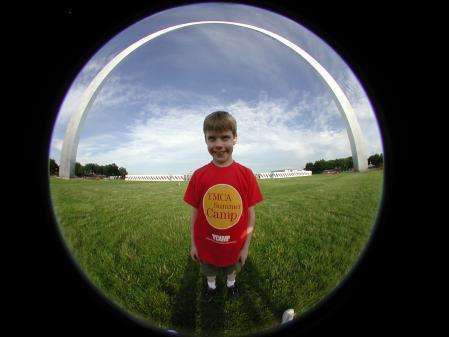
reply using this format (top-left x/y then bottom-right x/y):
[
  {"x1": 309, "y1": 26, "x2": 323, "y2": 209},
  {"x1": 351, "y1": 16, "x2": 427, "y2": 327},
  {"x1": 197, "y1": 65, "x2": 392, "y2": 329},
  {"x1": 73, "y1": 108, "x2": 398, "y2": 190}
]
[
  {"x1": 203, "y1": 111, "x2": 237, "y2": 137},
  {"x1": 203, "y1": 111, "x2": 237, "y2": 166}
]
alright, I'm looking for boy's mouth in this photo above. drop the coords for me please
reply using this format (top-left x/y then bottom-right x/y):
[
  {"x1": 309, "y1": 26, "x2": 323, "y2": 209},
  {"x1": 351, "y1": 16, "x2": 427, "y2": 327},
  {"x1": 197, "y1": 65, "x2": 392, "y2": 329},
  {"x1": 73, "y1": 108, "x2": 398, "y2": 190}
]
[{"x1": 213, "y1": 151, "x2": 227, "y2": 156}]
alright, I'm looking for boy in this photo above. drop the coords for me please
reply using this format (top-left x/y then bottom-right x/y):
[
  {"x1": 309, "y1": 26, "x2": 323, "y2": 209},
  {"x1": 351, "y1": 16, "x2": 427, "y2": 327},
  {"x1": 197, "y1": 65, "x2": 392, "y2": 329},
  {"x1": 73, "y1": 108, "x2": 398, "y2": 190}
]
[{"x1": 183, "y1": 111, "x2": 263, "y2": 300}]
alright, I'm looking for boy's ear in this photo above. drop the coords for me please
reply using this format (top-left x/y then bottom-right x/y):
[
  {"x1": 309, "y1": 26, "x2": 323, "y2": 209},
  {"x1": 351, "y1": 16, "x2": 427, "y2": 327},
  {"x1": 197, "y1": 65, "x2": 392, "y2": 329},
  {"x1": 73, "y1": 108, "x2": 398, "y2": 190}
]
[{"x1": 233, "y1": 136, "x2": 238, "y2": 145}]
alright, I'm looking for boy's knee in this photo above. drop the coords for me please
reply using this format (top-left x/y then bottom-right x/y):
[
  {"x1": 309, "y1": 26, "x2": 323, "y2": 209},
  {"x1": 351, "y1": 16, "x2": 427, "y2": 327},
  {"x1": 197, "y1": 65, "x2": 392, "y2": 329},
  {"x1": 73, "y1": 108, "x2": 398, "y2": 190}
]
[
  {"x1": 227, "y1": 271, "x2": 236, "y2": 279},
  {"x1": 228, "y1": 263, "x2": 242, "y2": 276}
]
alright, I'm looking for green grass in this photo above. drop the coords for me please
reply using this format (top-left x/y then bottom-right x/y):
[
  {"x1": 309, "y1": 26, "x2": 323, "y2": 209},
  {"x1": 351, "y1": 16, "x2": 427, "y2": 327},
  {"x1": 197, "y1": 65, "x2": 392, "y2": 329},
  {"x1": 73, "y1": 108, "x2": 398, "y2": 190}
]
[{"x1": 50, "y1": 170, "x2": 383, "y2": 337}]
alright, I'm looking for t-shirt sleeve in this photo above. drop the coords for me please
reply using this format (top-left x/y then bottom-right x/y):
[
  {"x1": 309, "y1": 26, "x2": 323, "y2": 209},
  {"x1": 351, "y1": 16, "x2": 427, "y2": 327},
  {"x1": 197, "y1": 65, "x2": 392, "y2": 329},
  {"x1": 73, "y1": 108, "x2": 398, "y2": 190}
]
[
  {"x1": 183, "y1": 172, "x2": 200, "y2": 208},
  {"x1": 248, "y1": 169, "x2": 263, "y2": 207}
]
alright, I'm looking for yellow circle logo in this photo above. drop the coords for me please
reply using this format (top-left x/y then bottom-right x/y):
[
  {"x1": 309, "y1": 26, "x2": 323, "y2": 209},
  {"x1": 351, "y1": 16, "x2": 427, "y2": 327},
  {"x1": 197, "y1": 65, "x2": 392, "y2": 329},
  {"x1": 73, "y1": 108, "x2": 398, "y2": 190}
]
[{"x1": 203, "y1": 184, "x2": 243, "y2": 229}]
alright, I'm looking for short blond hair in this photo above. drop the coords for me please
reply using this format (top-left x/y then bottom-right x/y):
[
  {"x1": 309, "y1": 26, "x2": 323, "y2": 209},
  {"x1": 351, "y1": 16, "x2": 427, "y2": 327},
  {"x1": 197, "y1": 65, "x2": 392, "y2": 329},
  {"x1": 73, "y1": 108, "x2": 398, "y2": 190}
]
[{"x1": 203, "y1": 111, "x2": 237, "y2": 137}]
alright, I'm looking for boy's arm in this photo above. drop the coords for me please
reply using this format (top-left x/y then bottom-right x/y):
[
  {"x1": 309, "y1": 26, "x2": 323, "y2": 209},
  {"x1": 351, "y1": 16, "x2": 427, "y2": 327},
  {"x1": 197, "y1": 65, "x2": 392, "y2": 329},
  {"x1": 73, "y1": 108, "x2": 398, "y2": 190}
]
[
  {"x1": 189, "y1": 206, "x2": 199, "y2": 261},
  {"x1": 239, "y1": 206, "x2": 256, "y2": 266}
]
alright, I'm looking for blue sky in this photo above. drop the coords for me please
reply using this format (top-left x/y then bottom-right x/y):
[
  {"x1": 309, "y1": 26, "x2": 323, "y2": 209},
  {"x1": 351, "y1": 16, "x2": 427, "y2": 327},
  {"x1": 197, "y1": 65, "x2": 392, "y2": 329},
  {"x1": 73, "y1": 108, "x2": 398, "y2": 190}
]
[{"x1": 50, "y1": 3, "x2": 383, "y2": 175}]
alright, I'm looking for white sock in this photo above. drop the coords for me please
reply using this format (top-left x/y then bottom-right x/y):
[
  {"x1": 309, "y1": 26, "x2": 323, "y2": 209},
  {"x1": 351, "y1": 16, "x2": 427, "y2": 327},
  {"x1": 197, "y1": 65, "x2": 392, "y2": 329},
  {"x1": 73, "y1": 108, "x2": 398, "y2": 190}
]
[
  {"x1": 226, "y1": 279, "x2": 236, "y2": 287},
  {"x1": 207, "y1": 280, "x2": 216, "y2": 290}
]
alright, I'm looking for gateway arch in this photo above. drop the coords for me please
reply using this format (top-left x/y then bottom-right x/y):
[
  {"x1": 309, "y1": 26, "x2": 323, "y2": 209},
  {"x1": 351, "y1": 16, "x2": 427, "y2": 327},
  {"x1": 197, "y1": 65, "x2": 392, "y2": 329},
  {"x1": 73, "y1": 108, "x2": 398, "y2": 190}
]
[{"x1": 59, "y1": 21, "x2": 368, "y2": 178}]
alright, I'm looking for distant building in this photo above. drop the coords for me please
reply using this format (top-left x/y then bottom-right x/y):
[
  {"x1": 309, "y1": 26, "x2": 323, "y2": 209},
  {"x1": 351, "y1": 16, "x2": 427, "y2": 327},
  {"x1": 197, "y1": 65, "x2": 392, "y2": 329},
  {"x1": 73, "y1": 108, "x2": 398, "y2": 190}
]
[
  {"x1": 323, "y1": 168, "x2": 341, "y2": 175},
  {"x1": 268, "y1": 169, "x2": 312, "y2": 179},
  {"x1": 125, "y1": 169, "x2": 312, "y2": 182},
  {"x1": 271, "y1": 169, "x2": 302, "y2": 173}
]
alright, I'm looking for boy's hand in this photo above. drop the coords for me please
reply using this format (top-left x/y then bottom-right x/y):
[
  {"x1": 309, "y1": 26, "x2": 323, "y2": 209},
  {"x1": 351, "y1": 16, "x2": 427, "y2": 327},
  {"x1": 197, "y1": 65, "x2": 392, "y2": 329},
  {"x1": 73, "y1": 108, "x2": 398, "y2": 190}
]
[
  {"x1": 238, "y1": 246, "x2": 249, "y2": 266},
  {"x1": 190, "y1": 245, "x2": 199, "y2": 262}
]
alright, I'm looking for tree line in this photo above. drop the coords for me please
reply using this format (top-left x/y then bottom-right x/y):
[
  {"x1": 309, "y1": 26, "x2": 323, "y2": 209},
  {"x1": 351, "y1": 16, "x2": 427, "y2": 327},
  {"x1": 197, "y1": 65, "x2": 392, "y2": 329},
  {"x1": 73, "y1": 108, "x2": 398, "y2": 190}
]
[
  {"x1": 49, "y1": 153, "x2": 383, "y2": 177},
  {"x1": 49, "y1": 159, "x2": 128, "y2": 178},
  {"x1": 304, "y1": 153, "x2": 383, "y2": 174}
]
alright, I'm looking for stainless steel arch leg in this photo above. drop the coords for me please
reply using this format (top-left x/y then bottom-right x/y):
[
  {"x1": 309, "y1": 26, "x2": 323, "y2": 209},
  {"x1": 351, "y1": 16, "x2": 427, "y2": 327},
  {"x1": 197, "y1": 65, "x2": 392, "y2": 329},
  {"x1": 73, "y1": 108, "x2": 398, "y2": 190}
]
[{"x1": 59, "y1": 21, "x2": 367, "y2": 178}]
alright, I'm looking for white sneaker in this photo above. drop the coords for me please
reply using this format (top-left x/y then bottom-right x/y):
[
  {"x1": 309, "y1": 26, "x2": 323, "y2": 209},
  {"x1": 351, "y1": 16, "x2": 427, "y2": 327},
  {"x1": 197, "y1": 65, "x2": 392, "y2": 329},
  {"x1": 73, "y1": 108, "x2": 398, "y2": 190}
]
[{"x1": 281, "y1": 309, "x2": 295, "y2": 324}]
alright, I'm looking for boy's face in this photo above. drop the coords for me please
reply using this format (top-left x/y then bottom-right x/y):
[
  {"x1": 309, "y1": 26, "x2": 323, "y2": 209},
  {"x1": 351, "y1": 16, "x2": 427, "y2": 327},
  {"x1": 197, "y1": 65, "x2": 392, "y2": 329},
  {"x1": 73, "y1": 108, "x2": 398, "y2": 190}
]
[{"x1": 205, "y1": 129, "x2": 237, "y2": 166}]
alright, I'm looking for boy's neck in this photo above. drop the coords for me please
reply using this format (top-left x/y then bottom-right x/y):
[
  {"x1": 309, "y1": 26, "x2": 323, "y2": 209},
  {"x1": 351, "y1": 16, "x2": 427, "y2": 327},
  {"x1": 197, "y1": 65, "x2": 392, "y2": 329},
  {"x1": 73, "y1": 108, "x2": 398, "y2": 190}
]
[{"x1": 212, "y1": 158, "x2": 234, "y2": 168}]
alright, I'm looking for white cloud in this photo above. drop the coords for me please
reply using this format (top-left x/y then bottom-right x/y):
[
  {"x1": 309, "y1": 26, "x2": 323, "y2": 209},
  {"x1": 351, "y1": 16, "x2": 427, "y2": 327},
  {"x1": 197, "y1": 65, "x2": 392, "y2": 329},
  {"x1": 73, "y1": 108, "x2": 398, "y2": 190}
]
[
  {"x1": 51, "y1": 65, "x2": 382, "y2": 174},
  {"x1": 227, "y1": 97, "x2": 351, "y2": 172},
  {"x1": 74, "y1": 86, "x2": 372, "y2": 174}
]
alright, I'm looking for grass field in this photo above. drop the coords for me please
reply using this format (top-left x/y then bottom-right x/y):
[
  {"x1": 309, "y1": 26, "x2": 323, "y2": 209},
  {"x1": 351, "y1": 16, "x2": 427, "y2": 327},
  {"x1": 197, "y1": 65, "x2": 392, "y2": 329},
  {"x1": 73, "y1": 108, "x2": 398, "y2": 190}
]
[{"x1": 50, "y1": 170, "x2": 383, "y2": 337}]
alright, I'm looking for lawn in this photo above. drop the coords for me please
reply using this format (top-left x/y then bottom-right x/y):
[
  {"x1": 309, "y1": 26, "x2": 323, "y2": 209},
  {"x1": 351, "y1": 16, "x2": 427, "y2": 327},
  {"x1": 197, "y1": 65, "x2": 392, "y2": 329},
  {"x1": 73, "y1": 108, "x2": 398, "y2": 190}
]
[{"x1": 49, "y1": 170, "x2": 383, "y2": 337}]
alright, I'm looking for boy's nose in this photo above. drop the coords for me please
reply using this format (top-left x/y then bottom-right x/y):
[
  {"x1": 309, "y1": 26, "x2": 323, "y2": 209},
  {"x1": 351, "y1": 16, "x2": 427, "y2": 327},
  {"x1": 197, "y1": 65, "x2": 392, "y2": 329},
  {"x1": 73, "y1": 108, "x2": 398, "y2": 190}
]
[{"x1": 214, "y1": 140, "x2": 224, "y2": 148}]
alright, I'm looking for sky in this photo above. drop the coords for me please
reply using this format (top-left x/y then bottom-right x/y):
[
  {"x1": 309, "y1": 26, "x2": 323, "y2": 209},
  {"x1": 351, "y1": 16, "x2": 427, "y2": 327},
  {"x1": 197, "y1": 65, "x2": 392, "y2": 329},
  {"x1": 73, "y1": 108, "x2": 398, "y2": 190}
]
[{"x1": 50, "y1": 3, "x2": 383, "y2": 175}]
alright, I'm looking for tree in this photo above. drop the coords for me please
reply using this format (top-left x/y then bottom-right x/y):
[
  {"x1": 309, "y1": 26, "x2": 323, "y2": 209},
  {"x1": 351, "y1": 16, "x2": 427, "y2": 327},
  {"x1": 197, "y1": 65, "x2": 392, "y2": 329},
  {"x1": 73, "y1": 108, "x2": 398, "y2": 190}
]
[
  {"x1": 102, "y1": 163, "x2": 120, "y2": 177},
  {"x1": 118, "y1": 167, "x2": 128, "y2": 178},
  {"x1": 75, "y1": 162, "x2": 84, "y2": 177},
  {"x1": 95, "y1": 164, "x2": 103, "y2": 175},
  {"x1": 325, "y1": 159, "x2": 337, "y2": 171},
  {"x1": 313, "y1": 159, "x2": 326, "y2": 173},
  {"x1": 368, "y1": 153, "x2": 383, "y2": 167},
  {"x1": 304, "y1": 156, "x2": 353, "y2": 173},
  {"x1": 75, "y1": 162, "x2": 127, "y2": 178},
  {"x1": 110, "y1": 163, "x2": 120, "y2": 176},
  {"x1": 304, "y1": 162, "x2": 314, "y2": 171},
  {"x1": 342, "y1": 156, "x2": 353, "y2": 171},
  {"x1": 103, "y1": 164, "x2": 112, "y2": 176},
  {"x1": 83, "y1": 163, "x2": 94, "y2": 175},
  {"x1": 49, "y1": 158, "x2": 59, "y2": 175}
]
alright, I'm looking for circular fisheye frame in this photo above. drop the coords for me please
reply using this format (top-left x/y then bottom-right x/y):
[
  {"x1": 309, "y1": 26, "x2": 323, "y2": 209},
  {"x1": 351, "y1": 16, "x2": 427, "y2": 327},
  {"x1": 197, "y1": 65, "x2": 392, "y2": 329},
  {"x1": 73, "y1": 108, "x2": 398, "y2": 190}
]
[{"x1": 48, "y1": 3, "x2": 384, "y2": 337}]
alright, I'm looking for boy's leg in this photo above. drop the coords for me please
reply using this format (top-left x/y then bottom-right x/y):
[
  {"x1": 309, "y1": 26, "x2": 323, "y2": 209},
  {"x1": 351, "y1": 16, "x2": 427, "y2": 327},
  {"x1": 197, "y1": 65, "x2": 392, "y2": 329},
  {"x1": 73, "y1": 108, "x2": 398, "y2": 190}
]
[
  {"x1": 200, "y1": 263, "x2": 218, "y2": 289},
  {"x1": 226, "y1": 270, "x2": 236, "y2": 287},
  {"x1": 225, "y1": 262, "x2": 242, "y2": 284},
  {"x1": 206, "y1": 276, "x2": 217, "y2": 289},
  {"x1": 225, "y1": 263, "x2": 241, "y2": 298},
  {"x1": 200, "y1": 263, "x2": 219, "y2": 302}
]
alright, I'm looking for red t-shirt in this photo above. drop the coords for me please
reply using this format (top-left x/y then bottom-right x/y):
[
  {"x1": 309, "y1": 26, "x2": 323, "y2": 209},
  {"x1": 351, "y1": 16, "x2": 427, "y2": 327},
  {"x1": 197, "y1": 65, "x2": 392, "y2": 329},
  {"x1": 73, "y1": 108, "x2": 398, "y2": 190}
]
[{"x1": 184, "y1": 161, "x2": 263, "y2": 267}]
